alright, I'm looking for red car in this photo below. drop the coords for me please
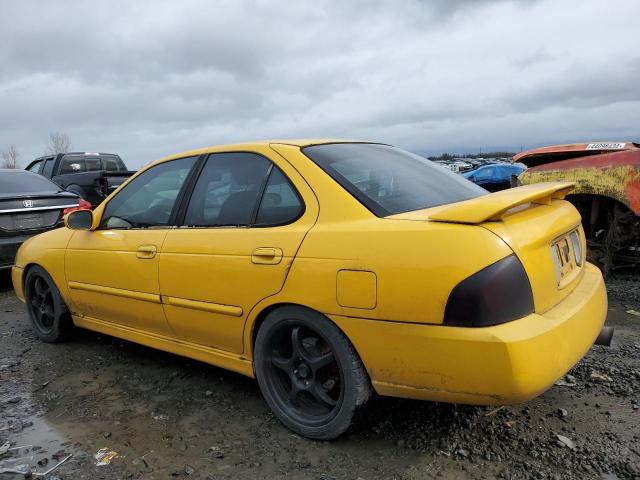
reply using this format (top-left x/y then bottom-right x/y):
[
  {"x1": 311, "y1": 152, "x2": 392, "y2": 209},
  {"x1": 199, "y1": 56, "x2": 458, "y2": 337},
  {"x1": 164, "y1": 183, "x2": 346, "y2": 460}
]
[{"x1": 515, "y1": 141, "x2": 640, "y2": 274}]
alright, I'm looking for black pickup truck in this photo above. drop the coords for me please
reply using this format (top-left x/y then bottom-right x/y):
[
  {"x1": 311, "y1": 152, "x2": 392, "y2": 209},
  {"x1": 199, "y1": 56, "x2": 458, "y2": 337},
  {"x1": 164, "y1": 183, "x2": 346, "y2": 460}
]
[{"x1": 25, "y1": 152, "x2": 135, "y2": 206}]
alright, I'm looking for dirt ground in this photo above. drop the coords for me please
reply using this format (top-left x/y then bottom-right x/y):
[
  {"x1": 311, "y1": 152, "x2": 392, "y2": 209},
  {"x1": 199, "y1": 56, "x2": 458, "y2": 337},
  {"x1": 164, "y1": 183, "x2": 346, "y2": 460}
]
[{"x1": 0, "y1": 272, "x2": 638, "y2": 480}]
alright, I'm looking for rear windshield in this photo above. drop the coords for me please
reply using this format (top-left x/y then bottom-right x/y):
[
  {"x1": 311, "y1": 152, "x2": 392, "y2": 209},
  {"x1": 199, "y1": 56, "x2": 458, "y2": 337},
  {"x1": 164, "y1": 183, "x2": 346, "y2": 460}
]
[
  {"x1": 303, "y1": 143, "x2": 487, "y2": 216},
  {"x1": 0, "y1": 171, "x2": 62, "y2": 194},
  {"x1": 101, "y1": 155, "x2": 127, "y2": 172},
  {"x1": 60, "y1": 154, "x2": 127, "y2": 174}
]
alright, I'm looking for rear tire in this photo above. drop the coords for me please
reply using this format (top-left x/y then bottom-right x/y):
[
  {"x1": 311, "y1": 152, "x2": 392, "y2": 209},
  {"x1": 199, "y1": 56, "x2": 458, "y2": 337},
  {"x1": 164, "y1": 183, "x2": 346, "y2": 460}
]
[
  {"x1": 24, "y1": 266, "x2": 73, "y2": 343},
  {"x1": 254, "y1": 306, "x2": 371, "y2": 440}
]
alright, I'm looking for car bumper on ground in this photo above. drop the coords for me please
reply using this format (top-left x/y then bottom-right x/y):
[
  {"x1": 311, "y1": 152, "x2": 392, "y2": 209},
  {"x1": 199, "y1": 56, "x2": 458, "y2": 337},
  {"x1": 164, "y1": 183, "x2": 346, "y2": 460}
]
[{"x1": 331, "y1": 262, "x2": 607, "y2": 405}]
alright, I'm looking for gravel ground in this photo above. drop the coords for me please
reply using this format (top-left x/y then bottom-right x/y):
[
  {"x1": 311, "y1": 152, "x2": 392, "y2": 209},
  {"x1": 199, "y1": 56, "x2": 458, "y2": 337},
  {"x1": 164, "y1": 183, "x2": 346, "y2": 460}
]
[
  {"x1": 607, "y1": 277, "x2": 640, "y2": 306},
  {"x1": 0, "y1": 272, "x2": 638, "y2": 480}
]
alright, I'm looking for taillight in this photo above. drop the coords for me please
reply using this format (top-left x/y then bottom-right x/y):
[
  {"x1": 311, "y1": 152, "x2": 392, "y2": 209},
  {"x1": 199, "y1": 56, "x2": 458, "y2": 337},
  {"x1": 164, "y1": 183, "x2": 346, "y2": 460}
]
[
  {"x1": 570, "y1": 230, "x2": 583, "y2": 266},
  {"x1": 443, "y1": 254, "x2": 534, "y2": 327},
  {"x1": 63, "y1": 198, "x2": 92, "y2": 216}
]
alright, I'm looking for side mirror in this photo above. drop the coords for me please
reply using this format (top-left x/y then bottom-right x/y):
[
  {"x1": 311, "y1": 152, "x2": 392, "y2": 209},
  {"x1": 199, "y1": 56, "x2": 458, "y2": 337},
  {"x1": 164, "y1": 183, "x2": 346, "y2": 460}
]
[{"x1": 65, "y1": 210, "x2": 93, "y2": 230}]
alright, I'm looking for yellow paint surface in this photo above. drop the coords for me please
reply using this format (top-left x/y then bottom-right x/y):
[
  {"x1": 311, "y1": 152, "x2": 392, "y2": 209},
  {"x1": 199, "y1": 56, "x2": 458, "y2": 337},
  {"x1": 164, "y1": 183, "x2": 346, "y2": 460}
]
[
  {"x1": 336, "y1": 270, "x2": 377, "y2": 309},
  {"x1": 12, "y1": 140, "x2": 608, "y2": 406}
]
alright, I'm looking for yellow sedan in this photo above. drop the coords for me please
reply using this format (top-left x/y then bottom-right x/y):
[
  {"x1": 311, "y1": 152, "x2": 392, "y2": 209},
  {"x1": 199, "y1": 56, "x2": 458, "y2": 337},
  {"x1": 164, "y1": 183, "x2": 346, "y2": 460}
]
[{"x1": 11, "y1": 140, "x2": 608, "y2": 439}]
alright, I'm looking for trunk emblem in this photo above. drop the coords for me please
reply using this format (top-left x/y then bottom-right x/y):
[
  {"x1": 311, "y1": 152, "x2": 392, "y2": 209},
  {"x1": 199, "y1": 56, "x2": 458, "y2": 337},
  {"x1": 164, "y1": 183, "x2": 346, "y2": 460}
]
[{"x1": 23, "y1": 199, "x2": 33, "y2": 208}]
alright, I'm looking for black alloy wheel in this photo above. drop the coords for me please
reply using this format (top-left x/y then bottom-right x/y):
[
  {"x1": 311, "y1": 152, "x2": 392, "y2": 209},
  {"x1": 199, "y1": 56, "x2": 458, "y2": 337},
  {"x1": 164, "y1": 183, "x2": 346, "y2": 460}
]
[
  {"x1": 29, "y1": 275, "x2": 56, "y2": 334},
  {"x1": 267, "y1": 323, "x2": 343, "y2": 424},
  {"x1": 255, "y1": 306, "x2": 371, "y2": 440},
  {"x1": 24, "y1": 266, "x2": 72, "y2": 342}
]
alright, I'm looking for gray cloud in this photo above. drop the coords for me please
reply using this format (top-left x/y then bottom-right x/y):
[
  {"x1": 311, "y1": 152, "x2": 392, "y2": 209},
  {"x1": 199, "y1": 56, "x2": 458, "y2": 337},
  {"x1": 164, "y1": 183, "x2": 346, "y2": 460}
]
[{"x1": 0, "y1": 0, "x2": 638, "y2": 168}]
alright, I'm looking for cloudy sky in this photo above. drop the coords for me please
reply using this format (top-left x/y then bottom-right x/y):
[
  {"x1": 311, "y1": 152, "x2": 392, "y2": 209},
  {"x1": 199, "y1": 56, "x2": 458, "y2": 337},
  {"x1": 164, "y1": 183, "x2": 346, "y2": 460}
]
[{"x1": 1, "y1": 0, "x2": 639, "y2": 169}]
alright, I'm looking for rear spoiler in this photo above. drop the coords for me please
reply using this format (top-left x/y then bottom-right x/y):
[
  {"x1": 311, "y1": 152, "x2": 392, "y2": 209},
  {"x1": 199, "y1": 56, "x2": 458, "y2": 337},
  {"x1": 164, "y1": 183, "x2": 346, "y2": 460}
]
[{"x1": 429, "y1": 182, "x2": 575, "y2": 224}]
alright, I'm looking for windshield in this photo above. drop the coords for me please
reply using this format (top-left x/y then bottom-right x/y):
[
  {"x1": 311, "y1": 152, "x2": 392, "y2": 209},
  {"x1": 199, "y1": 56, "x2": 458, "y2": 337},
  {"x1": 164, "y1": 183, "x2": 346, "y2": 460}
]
[
  {"x1": 303, "y1": 143, "x2": 487, "y2": 216},
  {"x1": 0, "y1": 171, "x2": 62, "y2": 194}
]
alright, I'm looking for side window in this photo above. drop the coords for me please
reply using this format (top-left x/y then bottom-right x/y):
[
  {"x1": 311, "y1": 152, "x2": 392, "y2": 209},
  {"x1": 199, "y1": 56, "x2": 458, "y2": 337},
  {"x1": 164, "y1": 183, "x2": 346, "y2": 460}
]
[
  {"x1": 42, "y1": 158, "x2": 55, "y2": 177},
  {"x1": 475, "y1": 167, "x2": 494, "y2": 180},
  {"x1": 85, "y1": 156, "x2": 102, "y2": 171},
  {"x1": 60, "y1": 156, "x2": 86, "y2": 174},
  {"x1": 102, "y1": 156, "x2": 125, "y2": 172},
  {"x1": 255, "y1": 167, "x2": 304, "y2": 226},
  {"x1": 101, "y1": 156, "x2": 197, "y2": 229},
  {"x1": 27, "y1": 161, "x2": 43, "y2": 173},
  {"x1": 184, "y1": 153, "x2": 272, "y2": 227}
]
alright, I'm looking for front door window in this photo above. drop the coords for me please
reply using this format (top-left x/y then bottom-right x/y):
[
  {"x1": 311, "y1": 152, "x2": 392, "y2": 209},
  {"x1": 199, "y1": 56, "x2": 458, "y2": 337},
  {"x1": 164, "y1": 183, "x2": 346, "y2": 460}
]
[{"x1": 101, "y1": 156, "x2": 197, "y2": 229}]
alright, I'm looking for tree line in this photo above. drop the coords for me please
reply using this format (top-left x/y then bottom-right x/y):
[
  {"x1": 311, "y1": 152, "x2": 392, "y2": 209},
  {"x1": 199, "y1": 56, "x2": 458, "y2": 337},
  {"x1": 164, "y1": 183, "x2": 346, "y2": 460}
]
[{"x1": 1, "y1": 132, "x2": 72, "y2": 169}]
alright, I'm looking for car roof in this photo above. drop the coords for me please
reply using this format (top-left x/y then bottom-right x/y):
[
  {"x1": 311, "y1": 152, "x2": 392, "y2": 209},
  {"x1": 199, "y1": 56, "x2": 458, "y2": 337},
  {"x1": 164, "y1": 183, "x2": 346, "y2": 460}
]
[
  {"x1": 59, "y1": 152, "x2": 121, "y2": 156},
  {"x1": 155, "y1": 139, "x2": 369, "y2": 165},
  {"x1": 464, "y1": 163, "x2": 524, "y2": 175},
  {"x1": 31, "y1": 152, "x2": 121, "y2": 161}
]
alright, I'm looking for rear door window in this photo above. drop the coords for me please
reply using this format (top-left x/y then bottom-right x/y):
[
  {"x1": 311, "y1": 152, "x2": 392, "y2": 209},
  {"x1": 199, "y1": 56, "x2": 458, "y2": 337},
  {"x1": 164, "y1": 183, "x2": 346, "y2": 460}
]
[
  {"x1": 85, "y1": 156, "x2": 102, "y2": 171},
  {"x1": 183, "y1": 153, "x2": 272, "y2": 227},
  {"x1": 255, "y1": 167, "x2": 304, "y2": 226}
]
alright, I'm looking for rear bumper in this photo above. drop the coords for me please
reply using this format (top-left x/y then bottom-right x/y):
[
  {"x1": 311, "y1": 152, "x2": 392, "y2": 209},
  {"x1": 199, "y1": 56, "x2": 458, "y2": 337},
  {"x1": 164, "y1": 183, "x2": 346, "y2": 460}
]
[
  {"x1": 0, "y1": 235, "x2": 31, "y2": 270},
  {"x1": 12, "y1": 265, "x2": 25, "y2": 302},
  {"x1": 331, "y1": 262, "x2": 607, "y2": 405}
]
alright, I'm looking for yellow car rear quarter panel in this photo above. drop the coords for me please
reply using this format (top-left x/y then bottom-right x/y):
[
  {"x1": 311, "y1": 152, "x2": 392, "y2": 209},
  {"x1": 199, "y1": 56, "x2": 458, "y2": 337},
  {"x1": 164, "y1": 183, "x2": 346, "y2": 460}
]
[
  {"x1": 336, "y1": 270, "x2": 377, "y2": 309},
  {"x1": 330, "y1": 263, "x2": 606, "y2": 405},
  {"x1": 281, "y1": 218, "x2": 513, "y2": 325}
]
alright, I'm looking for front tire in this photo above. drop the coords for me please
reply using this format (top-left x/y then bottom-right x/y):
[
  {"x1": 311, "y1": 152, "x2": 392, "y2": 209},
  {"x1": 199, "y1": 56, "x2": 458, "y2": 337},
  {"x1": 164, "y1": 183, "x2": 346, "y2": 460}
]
[
  {"x1": 24, "y1": 266, "x2": 73, "y2": 342},
  {"x1": 254, "y1": 306, "x2": 371, "y2": 440}
]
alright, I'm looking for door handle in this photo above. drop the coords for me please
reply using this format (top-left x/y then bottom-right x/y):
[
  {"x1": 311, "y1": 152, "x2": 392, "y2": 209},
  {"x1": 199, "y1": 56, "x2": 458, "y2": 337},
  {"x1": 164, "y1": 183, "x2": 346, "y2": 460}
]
[
  {"x1": 137, "y1": 244, "x2": 157, "y2": 259},
  {"x1": 251, "y1": 247, "x2": 283, "y2": 265}
]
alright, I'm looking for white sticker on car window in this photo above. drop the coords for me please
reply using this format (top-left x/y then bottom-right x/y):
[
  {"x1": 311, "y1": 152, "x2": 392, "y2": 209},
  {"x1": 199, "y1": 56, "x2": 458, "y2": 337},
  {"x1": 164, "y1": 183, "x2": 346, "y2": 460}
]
[{"x1": 586, "y1": 143, "x2": 626, "y2": 150}]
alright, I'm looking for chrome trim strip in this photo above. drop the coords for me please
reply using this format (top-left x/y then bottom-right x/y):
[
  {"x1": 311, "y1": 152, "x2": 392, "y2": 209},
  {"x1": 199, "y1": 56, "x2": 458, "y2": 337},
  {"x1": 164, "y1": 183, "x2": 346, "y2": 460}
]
[{"x1": 0, "y1": 204, "x2": 78, "y2": 214}]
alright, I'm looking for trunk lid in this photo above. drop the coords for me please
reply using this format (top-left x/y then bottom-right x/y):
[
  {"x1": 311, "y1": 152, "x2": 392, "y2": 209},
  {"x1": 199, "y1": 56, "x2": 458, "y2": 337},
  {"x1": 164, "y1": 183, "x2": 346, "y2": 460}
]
[
  {"x1": 0, "y1": 193, "x2": 78, "y2": 235},
  {"x1": 390, "y1": 182, "x2": 586, "y2": 313}
]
